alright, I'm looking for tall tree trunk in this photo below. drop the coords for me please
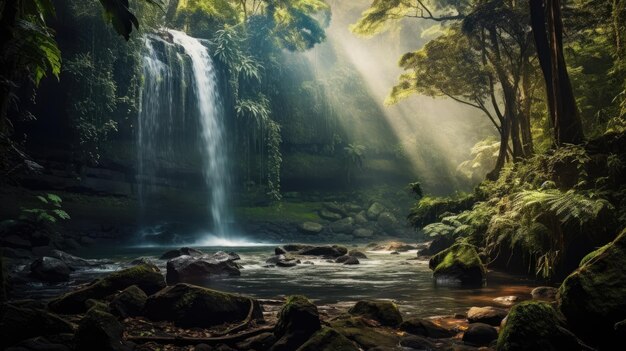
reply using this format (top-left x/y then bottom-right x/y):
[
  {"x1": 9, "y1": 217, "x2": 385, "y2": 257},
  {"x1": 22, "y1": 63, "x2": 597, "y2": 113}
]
[
  {"x1": 529, "y1": 0, "x2": 584, "y2": 145},
  {"x1": 520, "y1": 53, "x2": 535, "y2": 155},
  {"x1": 487, "y1": 115, "x2": 511, "y2": 181}
]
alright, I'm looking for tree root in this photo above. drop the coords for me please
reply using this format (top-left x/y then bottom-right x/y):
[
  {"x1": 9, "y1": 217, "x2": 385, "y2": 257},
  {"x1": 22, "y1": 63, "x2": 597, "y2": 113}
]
[{"x1": 126, "y1": 326, "x2": 275, "y2": 346}]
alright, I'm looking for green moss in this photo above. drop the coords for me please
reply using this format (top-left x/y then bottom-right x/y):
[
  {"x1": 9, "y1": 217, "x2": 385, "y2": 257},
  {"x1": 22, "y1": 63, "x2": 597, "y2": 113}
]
[
  {"x1": 330, "y1": 316, "x2": 399, "y2": 349},
  {"x1": 296, "y1": 327, "x2": 359, "y2": 351},
  {"x1": 235, "y1": 202, "x2": 323, "y2": 222},
  {"x1": 430, "y1": 243, "x2": 484, "y2": 274},
  {"x1": 275, "y1": 295, "x2": 320, "y2": 337},
  {"x1": 557, "y1": 228, "x2": 626, "y2": 347},
  {"x1": 497, "y1": 301, "x2": 578, "y2": 351},
  {"x1": 408, "y1": 194, "x2": 475, "y2": 228},
  {"x1": 49, "y1": 263, "x2": 165, "y2": 314},
  {"x1": 579, "y1": 243, "x2": 610, "y2": 266},
  {"x1": 348, "y1": 300, "x2": 402, "y2": 327}
]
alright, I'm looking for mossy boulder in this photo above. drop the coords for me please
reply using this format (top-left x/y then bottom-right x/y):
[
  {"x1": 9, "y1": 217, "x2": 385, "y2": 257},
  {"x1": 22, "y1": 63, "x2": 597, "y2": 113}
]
[
  {"x1": 330, "y1": 217, "x2": 354, "y2": 234},
  {"x1": 270, "y1": 295, "x2": 321, "y2": 351},
  {"x1": 557, "y1": 228, "x2": 626, "y2": 348},
  {"x1": 165, "y1": 255, "x2": 240, "y2": 284},
  {"x1": 399, "y1": 317, "x2": 456, "y2": 338},
  {"x1": 109, "y1": 285, "x2": 147, "y2": 318},
  {"x1": 429, "y1": 243, "x2": 485, "y2": 285},
  {"x1": 298, "y1": 222, "x2": 323, "y2": 234},
  {"x1": 497, "y1": 301, "x2": 581, "y2": 351},
  {"x1": 0, "y1": 304, "x2": 73, "y2": 348},
  {"x1": 144, "y1": 283, "x2": 262, "y2": 328},
  {"x1": 48, "y1": 263, "x2": 165, "y2": 314},
  {"x1": 330, "y1": 316, "x2": 400, "y2": 349},
  {"x1": 74, "y1": 307, "x2": 130, "y2": 351},
  {"x1": 348, "y1": 300, "x2": 402, "y2": 327},
  {"x1": 367, "y1": 202, "x2": 386, "y2": 220},
  {"x1": 296, "y1": 327, "x2": 359, "y2": 351}
]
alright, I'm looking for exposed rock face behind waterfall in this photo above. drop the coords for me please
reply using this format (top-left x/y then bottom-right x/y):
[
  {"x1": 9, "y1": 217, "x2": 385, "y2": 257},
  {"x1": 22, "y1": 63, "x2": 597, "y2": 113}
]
[{"x1": 137, "y1": 29, "x2": 231, "y2": 240}]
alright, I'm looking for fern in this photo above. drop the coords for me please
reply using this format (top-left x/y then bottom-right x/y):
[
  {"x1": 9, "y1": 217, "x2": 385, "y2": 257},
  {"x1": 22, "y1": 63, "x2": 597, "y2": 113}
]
[{"x1": 514, "y1": 189, "x2": 611, "y2": 226}]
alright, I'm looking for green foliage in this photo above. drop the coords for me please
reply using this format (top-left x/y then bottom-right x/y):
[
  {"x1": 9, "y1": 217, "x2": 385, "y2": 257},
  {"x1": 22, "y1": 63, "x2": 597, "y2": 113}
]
[
  {"x1": 408, "y1": 193, "x2": 475, "y2": 228},
  {"x1": 407, "y1": 182, "x2": 423, "y2": 199},
  {"x1": 457, "y1": 139, "x2": 499, "y2": 183},
  {"x1": 343, "y1": 144, "x2": 366, "y2": 184},
  {"x1": 98, "y1": 0, "x2": 164, "y2": 40},
  {"x1": 19, "y1": 193, "x2": 70, "y2": 226}
]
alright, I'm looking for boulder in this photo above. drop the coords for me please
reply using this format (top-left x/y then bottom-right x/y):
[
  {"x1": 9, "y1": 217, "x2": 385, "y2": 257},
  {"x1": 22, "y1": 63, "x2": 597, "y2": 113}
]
[
  {"x1": 497, "y1": 301, "x2": 582, "y2": 351},
  {"x1": 144, "y1": 283, "x2": 263, "y2": 328},
  {"x1": 30, "y1": 257, "x2": 70, "y2": 282},
  {"x1": 48, "y1": 263, "x2": 165, "y2": 314},
  {"x1": 277, "y1": 260, "x2": 298, "y2": 268},
  {"x1": 377, "y1": 212, "x2": 397, "y2": 231},
  {"x1": 399, "y1": 335, "x2": 436, "y2": 350},
  {"x1": 372, "y1": 242, "x2": 416, "y2": 252},
  {"x1": 462, "y1": 323, "x2": 497, "y2": 346},
  {"x1": 353, "y1": 228, "x2": 374, "y2": 239},
  {"x1": 298, "y1": 222, "x2": 323, "y2": 235},
  {"x1": 160, "y1": 247, "x2": 205, "y2": 260},
  {"x1": 493, "y1": 296, "x2": 522, "y2": 307},
  {"x1": 424, "y1": 234, "x2": 455, "y2": 256},
  {"x1": 429, "y1": 243, "x2": 485, "y2": 286},
  {"x1": 34, "y1": 248, "x2": 103, "y2": 268},
  {"x1": 283, "y1": 244, "x2": 314, "y2": 252},
  {"x1": 467, "y1": 306, "x2": 508, "y2": 326},
  {"x1": 109, "y1": 285, "x2": 147, "y2": 318},
  {"x1": 166, "y1": 254, "x2": 240, "y2": 284},
  {"x1": 299, "y1": 245, "x2": 347, "y2": 257},
  {"x1": 399, "y1": 318, "x2": 456, "y2": 338},
  {"x1": 236, "y1": 332, "x2": 276, "y2": 350},
  {"x1": 270, "y1": 295, "x2": 321, "y2": 351},
  {"x1": 345, "y1": 203, "x2": 362, "y2": 213},
  {"x1": 348, "y1": 300, "x2": 402, "y2": 327},
  {"x1": 275, "y1": 247, "x2": 287, "y2": 255},
  {"x1": 531, "y1": 286, "x2": 558, "y2": 301},
  {"x1": 354, "y1": 212, "x2": 368, "y2": 225},
  {"x1": 319, "y1": 210, "x2": 342, "y2": 221},
  {"x1": 296, "y1": 327, "x2": 359, "y2": 351},
  {"x1": 348, "y1": 250, "x2": 368, "y2": 259},
  {"x1": 335, "y1": 255, "x2": 351, "y2": 263},
  {"x1": 323, "y1": 202, "x2": 347, "y2": 217},
  {"x1": 74, "y1": 308, "x2": 130, "y2": 351},
  {"x1": 366, "y1": 202, "x2": 386, "y2": 220},
  {"x1": 0, "y1": 304, "x2": 73, "y2": 349},
  {"x1": 557, "y1": 228, "x2": 626, "y2": 348},
  {"x1": 330, "y1": 316, "x2": 399, "y2": 349},
  {"x1": 330, "y1": 217, "x2": 354, "y2": 234},
  {"x1": 343, "y1": 257, "x2": 359, "y2": 265}
]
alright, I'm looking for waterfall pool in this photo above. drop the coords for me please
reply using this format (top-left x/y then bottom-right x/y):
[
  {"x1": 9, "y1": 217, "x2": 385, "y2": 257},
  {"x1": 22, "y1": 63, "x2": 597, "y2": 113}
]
[{"x1": 17, "y1": 245, "x2": 539, "y2": 318}]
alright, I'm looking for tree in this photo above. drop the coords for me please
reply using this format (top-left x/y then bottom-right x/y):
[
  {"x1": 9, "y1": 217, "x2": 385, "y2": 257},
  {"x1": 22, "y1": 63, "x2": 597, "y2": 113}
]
[
  {"x1": 529, "y1": 0, "x2": 585, "y2": 145},
  {"x1": 354, "y1": 0, "x2": 539, "y2": 178},
  {"x1": 0, "y1": 0, "x2": 160, "y2": 171}
]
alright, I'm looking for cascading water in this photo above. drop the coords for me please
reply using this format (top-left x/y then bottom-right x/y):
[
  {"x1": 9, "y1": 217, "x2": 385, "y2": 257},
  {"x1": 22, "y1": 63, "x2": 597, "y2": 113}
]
[{"x1": 137, "y1": 29, "x2": 231, "y2": 243}]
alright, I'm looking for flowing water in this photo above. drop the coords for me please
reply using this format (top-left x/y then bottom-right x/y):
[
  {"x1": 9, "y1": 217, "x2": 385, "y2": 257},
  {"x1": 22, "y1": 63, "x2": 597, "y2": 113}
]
[
  {"x1": 137, "y1": 29, "x2": 231, "y2": 240},
  {"x1": 19, "y1": 246, "x2": 539, "y2": 318}
]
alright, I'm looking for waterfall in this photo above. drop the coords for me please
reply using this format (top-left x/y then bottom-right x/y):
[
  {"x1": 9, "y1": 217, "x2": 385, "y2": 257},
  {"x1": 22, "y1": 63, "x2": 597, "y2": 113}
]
[{"x1": 137, "y1": 29, "x2": 231, "y2": 241}]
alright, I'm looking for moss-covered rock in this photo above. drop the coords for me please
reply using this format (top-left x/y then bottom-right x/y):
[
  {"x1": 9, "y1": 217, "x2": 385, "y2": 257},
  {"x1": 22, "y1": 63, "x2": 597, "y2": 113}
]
[
  {"x1": 74, "y1": 307, "x2": 130, "y2": 351},
  {"x1": 330, "y1": 316, "x2": 400, "y2": 349},
  {"x1": 109, "y1": 285, "x2": 147, "y2": 318},
  {"x1": 270, "y1": 295, "x2": 321, "y2": 351},
  {"x1": 429, "y1": 243, "x2": 485, "y2": 285},
  {"x1": 557, "y1": 228, "x2": 626, "y2": 348},
  {"x1": 348, "y1": 300, "x2": 402, "y2": 327},
  {"x1": 48, "y1": 263, "x2": 165, "y2": 314},
  {"x1": 497, "y1": 301, "x2": 581, "y2": 351},
  {"x1": 144, "y1": 283, "x2": 262, "y2": 328},
  {"x1": 0, "y1": 304, "x2": 73, "y2": 348},
  {"x1": 462, "y1": 323, "x2": 497, "y2": 346},
  {"x1": 296, "y1": 327, "x2": 359, "y2": 351}
]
